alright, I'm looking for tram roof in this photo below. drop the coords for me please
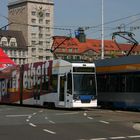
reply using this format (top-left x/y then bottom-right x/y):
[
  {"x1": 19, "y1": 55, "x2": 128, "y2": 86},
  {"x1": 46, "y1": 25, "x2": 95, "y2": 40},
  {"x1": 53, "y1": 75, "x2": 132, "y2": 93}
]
[
  {"x1": 95, "y1": 55, "x2": 140, "y2": 67},
  {"x1": 95, "y1": 55, "x2": 140, "y2": 73}
]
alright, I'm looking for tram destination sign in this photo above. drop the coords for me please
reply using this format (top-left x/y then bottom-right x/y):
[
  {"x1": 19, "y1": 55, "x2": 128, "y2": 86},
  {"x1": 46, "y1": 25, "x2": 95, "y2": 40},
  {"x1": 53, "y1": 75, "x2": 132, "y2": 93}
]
[{"x1": 73, "y1": 67, "x2": 95, "y2": 72}]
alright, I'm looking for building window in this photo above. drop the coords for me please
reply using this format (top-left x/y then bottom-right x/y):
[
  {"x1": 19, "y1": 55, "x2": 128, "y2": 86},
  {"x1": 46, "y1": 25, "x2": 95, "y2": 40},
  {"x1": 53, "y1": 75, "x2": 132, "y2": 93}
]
[
  {"x1": 23, "y1": 51, "x2": 25, "y2": 56},
  {"x1": 14, "y1": 50, "x2": 17, "y2": 56},
  {"x1": 10, "y1": 50, "x2": 12, "y2": 56},
  {"x1": 46, "y1": 56, "x2": 50, "y2": 60},
  {"x1": 31, "y1": 11, "x2": 36, "y2": 16},
  {"x1": 2, "y1": 41, "x2": 8, "y2": 46},
  {"x1": 32, "y1": 48, "x2": 36, "y2": 53},
  {"x1": 46, "y1": 13, "x2": 50, "y2": 17},
  {"x1": 39, "y1": 27, "x2": 43, "y2": 32},
  {"x1": 9, "y1": 38, "x2": 17, "y2": 47},
  {"x1": 19, "y1": 51, "x2": 21, "y2": 56},
  {"x1": 1, "y1": 37, "x2": 8, "y2": 46},
  {"x1": 46, "y1": 41, "x2": 50, "y2": 45},
  {"x1": 68, "y1": 48, "x2": 72, "y2": 53},
  {"x1": 32, "y1": 40, "x2": 36, "y2": 45},
  {"x1": 75, "y1": 48, "x2": 78, "y2": 53},
  {"x1": 46, "y1": 34, "x2": 50, "y2": 38},
  {"x1": 39, "y1": 56, "x2": 43, "y2": 60},
  {"x1": 31, "y1": 26, "x2": 38, "y2": 33},
  {"x1": 38, "y1": 48, "x2": 43, "y2": 53},
  {"x1": 39, "y1": 34, "x2": 43, "y2": 39},
  {"x1": 10, "y1": 42, "x2": 15, "y2": 47},
  {"x1": 46, "y1": 27, "x2": 50, "y2": 32},
  {"x1": 39, "y1": 19, "x2": 43, "y2": 24},
  {"x1": 31, "y1": 33, "x2": 36, "y2": 38},
  {"x1": 76, "y1": 56, "x2": 80, "y2": 60},
  {"x1": 31, "y1": 19, "x2": 36, "y2": 23},
  {"x1": 39, "y1": 41, "x2": 43, "y2": 45},
  {"x1": 56, "y1": 48, "x2": 60, "y2": 52},
  {"x1": 46, "y1": 20, "x2": 50, "y2": 25},
  {"x1": 20, "y1": 51, "x2": 23, "y2": 56},
  {"x1": 32, "y1": 55, "x2": 36, "y2": 61},
  {"x1": 62, "y1": 48, "x2": 66, "y2": 52}
]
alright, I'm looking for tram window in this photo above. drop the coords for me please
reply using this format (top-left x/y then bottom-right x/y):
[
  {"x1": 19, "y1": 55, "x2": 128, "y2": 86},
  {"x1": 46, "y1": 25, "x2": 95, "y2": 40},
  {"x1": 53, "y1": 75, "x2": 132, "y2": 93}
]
[
  {"x1": 50, "y1": 75, "x2": 58, "y2": 92},
  {"x1": 97, "y1": 73, "x2": 127, "y2": 92},
  {"x1": 120, "y1": 74, "x2": 126, "y2": 92},
  {"x1": 132, "y1": 73, "x2": 140, "y2": 92},
  {"x1": 98, "y1": 72, "x2": 140, "y2": 93},
  {"x1": 42, "y1": 76, "x2": 49, "y2": 91},
  {"x1": 126, "y1": 74, "x2": 133, "y2": 92},
  {"x1": 124, "y1": 73, "x2": 140, "y2": 92},
  {"x1": 97, "y1": 74, "x2": 109, "y2": 92}
]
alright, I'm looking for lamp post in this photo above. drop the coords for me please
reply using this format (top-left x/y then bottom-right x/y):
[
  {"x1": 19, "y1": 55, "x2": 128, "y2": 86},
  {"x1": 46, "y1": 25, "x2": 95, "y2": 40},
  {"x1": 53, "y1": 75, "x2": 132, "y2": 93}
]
[{"x1": 101, "y1": 0, "x2": 104, "y2": 59}]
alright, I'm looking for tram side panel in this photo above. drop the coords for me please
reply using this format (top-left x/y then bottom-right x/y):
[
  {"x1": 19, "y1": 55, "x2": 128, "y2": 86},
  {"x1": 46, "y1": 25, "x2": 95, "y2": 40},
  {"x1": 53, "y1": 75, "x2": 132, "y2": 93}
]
[
  {"x1": 21, "y1": 61, "x2": 53, "y2": 106},
  {"x1": 0, "y1": 60, "x2": 53, "y2": 106},
  {"x1": 0, "y1": 69, "x2": 20, "y2": 104},
  {"x1": 97, "y1": 72, "x2": 140, "y2": 110}
]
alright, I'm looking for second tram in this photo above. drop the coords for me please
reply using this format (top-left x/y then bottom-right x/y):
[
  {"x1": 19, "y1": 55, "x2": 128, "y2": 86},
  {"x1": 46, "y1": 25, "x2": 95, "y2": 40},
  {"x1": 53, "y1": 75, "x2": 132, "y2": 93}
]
[{"x1": 95, "y1": 55, "x2": 140, "y2": 110}]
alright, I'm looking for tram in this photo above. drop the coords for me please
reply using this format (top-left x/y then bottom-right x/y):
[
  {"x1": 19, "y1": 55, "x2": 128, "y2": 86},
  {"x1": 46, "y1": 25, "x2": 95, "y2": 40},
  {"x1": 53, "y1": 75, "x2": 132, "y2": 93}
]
[
  {"x1": 0, "y1": 59, "x2": 97, "y2": 108},
  {"x1": 95, "y1": 55, "x2": 140, "y2": 110}
]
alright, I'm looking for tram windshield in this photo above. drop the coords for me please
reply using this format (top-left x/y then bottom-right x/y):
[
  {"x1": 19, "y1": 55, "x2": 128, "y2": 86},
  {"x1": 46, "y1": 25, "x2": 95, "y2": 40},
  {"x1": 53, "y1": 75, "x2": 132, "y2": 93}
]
[{"x1": 73, "y1": 74, "x2": 96, "y2": 95}]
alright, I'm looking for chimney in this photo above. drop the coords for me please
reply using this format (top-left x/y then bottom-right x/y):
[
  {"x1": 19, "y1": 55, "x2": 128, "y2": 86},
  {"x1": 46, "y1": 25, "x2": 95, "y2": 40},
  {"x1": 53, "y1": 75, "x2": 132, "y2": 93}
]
[{"x1": 75, "y1": 27, "x2": 86, "y2": 42}]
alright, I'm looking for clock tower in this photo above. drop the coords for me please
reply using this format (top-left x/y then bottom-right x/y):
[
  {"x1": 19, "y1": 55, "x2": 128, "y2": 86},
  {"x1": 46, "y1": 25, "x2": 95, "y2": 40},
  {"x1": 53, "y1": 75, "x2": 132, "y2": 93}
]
[{"x1": 8, "y1": 0, "x2": 54, "y2": 63}]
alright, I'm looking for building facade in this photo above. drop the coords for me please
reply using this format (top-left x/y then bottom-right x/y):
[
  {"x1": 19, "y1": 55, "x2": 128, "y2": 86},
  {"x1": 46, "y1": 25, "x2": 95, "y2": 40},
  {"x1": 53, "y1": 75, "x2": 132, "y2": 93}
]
[
  {"x1": 8, "y1": 0, "x2": 54, "y2": 63},
  {"x1": 52, "y1": 36, "x2": 140, "y2": 62},
  {"x1": 51, "y1": 28, "x2": 140, "y2": 62},
  {"x1": 0, "y1": 30, "x2": 28, "y2": 65}
]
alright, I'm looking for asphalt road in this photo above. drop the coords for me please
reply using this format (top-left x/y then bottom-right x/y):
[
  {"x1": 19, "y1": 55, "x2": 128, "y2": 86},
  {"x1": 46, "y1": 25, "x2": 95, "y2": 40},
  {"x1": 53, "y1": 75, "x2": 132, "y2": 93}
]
[{"x1": 0, "y1": 105, "x2": 140, "y2": 140}]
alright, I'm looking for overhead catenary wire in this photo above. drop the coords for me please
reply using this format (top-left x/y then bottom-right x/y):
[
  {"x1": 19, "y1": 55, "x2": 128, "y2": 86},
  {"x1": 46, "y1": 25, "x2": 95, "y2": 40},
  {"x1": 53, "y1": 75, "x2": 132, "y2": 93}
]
[
  {"x1": 54, "y1": 12, "x2": 140, "y2": 31},
  {"x1": 54, "y1": 12, "x2": 140, "y2": 39},
  {"x1": 86, "y1": 13, "x2": 140, "y2": 40},
  {"x1": 1, "y1": 12, "x2": 140, "y2": 40}
]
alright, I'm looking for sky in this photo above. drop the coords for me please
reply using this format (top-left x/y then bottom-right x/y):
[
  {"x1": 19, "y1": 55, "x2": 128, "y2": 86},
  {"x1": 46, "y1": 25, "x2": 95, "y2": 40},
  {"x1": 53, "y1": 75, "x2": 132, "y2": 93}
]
[{"x1": 1, "y1": 0, "x2": 140, "y2": 42}]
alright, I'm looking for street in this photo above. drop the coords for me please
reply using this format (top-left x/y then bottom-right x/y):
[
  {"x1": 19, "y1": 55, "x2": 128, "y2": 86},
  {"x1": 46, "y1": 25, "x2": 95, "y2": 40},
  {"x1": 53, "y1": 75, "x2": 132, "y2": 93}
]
[{"x1": 0, "y1": 105, "x2": 140, "y2": 140}]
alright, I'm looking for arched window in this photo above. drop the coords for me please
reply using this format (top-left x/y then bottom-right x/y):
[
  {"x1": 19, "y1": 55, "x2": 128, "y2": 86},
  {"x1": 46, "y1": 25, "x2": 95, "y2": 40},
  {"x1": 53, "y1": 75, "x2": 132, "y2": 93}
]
[
  {"x1": 1, "y1": 37, "x2": 8, "y2": 46},
  {"x1": 9, "y1": 37, "x2": 17, "y2": 47}
]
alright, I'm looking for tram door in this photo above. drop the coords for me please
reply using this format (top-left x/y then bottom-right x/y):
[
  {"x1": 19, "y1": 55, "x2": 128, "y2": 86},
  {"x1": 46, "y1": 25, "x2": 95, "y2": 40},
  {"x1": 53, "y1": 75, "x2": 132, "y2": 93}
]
[{"x1": 59, "y1": 75, "x2": 65, "y2": 104}]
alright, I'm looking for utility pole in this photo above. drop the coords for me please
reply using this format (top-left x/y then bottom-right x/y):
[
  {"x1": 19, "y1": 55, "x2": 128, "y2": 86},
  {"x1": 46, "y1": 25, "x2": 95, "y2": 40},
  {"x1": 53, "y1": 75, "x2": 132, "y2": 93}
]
[{"x1": 101, "y1": 0, "x2": 104, "y2": 59}]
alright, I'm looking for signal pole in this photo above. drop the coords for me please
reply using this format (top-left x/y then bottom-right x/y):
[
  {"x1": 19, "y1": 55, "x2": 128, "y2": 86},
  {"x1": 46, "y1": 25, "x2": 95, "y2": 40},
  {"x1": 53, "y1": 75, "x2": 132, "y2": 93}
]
[{"x1": 101, "y1": 0, "x2": 104, "y2": 59}]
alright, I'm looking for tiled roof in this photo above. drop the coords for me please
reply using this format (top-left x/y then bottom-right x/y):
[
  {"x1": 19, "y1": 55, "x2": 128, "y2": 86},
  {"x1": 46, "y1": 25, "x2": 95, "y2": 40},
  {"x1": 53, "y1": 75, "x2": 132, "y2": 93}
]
[
  {"x1": 52, "y1": 36, "x2": 140, "y2": 54},
  {"x1": 119, "y1": 43, "x2": 140, "y2": 51},
  {"x1": 52, "y1": 36, "x2": 119, "y2": 54}
]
